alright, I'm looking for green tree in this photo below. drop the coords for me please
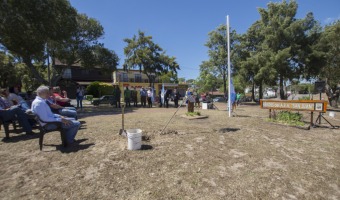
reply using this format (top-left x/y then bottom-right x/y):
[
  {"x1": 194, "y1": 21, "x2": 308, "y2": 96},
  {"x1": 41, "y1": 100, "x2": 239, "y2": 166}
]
[
  {"x1": 0, "y1": 0, "x2": 78, "y2": 84},
  {"x1": 159, "y1": 71, "x2": 178, "y2": 83},
  {"x1": 186, "y1": 79, "x2": 196, "y2": 84},
  {"x1": 256, "y1": 0, "x2": 321, "y2": 99},
  {"x1": 50, "y1": 14, "x2": 119, "y2": 85},
  {"x1": 205, "y1": 25, "x2": 238, "y2": 95},
  {"x1": 196, "y1": 61, "x2": 222, "y2": 94},
  {"x1": 0, "y1": 0, "x2": 119, "y2": 86},
  {"x1": 0, "y1": 51, "x2": 19, "y2": 88},
  {"x1": 0, "y1": 49, "x2": 44, "y2": 90},
  {"x1": 235, "y1": 21, "x2": 275, "y2": 101},
  {"x1": 178, "y1": 77, "x2": 186, "y2": 83},
  {"x1": 317, "y1": 20, "x2": 340, "y2": 106},
  {"x1": 123, "y1": 31, "x2": 180, "y2": 87}
]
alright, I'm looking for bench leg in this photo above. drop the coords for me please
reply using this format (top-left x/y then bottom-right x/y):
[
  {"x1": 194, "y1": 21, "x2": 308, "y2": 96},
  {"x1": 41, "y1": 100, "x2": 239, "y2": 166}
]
[
  {"x1": 4, "y1": 123, "x2": 10, "y2": 139},
  {"x1": 60, "y1": 131, "x2": 67, "y2": 147},
  {"x1": 12, "y1": 121, "x2": 17, "y2": 130},
  {"x1": 39, "y1": 132, "x2": 44, "y2": 151}
]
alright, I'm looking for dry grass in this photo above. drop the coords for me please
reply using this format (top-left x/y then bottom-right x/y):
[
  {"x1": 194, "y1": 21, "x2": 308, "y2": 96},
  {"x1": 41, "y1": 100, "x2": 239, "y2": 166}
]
[{"x1": 0, "y1": 102, "x2": 339, "y2": 199}]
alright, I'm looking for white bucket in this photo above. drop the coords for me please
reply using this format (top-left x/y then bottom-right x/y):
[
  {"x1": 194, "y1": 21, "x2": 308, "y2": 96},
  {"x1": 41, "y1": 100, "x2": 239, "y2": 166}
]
[
  {"x1": 329, "y1": 112, "x2": 335, "y2": 118},
  {"x1": 202, "y1": 103, "x2": 208, "y2": 110},
  {"x1": 127, "y1": 129, "x2": 142, "y2": 150}
]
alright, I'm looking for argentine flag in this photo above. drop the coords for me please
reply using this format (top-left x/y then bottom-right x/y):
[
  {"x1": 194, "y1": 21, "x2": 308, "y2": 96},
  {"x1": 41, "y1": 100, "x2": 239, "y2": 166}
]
[
  {"x1": 228, "y1": 79, "x2": 236, "y2": 110},
  {"x1": 161, "y1": 84, "x2": 165, "y2": 104}
]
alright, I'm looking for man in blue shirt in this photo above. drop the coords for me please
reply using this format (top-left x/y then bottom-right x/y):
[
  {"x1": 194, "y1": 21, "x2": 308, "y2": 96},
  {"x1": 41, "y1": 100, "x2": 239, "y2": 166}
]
[
  {"x1": 31, "y1": 86, "x2": 80, "y2": 145},
  {"x1": 0, "y1": 96, "x2": 34, "y2": 136}
]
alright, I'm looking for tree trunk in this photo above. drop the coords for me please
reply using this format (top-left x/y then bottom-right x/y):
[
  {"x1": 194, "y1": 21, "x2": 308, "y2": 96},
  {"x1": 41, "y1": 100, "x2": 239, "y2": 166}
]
[
  {"x1": 279, "y1": 76, "x2": 285, "y2": 100},
  {"x1": 325, "y1": 83, "x2": 336, "y2": 107},
  {"x1": 259, "y1": 81, "x2": 263, "y2": 100},
  {"x1": 251, "y1": 79, "x2": 256, "y2": 102},
  {"x1": 146, "y1": 74, "x2": 153, "y2": 87},
  {"x1": 23, "y1": 56, "x2": 48, "y2": 85},
  {"x1": 222, "y1": 70, "x2": 227, "y2": 96}
]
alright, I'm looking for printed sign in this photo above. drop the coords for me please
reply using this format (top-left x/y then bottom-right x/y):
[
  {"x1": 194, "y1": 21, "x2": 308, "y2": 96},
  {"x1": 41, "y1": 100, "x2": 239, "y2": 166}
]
[{"x1": 260, "y1": 100, "x2": 327, "y2": 113}]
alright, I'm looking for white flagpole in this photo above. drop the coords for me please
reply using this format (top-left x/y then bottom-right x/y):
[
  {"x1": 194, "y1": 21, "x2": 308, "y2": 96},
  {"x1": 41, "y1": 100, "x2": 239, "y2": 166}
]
[{"x1": 227, "y1": 15, "x2": 231, "y2": 117}]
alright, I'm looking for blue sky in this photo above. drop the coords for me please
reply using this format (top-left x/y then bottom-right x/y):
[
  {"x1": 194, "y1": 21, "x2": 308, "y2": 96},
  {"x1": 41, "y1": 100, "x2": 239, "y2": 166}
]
[{"x1": 70, "y1": 0, "x2": 340, "y2": 80}]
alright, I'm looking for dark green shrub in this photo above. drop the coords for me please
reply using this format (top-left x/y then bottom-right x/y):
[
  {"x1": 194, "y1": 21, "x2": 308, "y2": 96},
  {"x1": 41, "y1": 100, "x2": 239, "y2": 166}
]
[
  {"x1": 186, "y1": 111, "x2": 201, "y2": 116},
  {"x1": 85, "y1": 95, "x2": 93, "y2": 101},
  {"x1": 298, "y1": 96, "x2": 310, "y2": 100},
  {"x1": 86, "y1": 82, "x2": 114, "y2": 97},
  {"x1": 276, "y1": 111, "x2": 304, "y2": 126},
  {"x1": 86, "y1": 81, "x2": 100, "y2": 97}
]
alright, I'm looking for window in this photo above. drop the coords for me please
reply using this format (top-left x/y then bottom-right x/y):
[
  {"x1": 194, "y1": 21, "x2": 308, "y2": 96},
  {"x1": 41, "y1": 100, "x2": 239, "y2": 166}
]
[
  {"x1": 62, "y1": 68, "x2": 72, "y2": 79},
  {"x1": 134, "y1": 73, "x2": 142, "y2": 82},
  {"x1": 119, "y1": 73, "x2": 128, "y2": 82}
]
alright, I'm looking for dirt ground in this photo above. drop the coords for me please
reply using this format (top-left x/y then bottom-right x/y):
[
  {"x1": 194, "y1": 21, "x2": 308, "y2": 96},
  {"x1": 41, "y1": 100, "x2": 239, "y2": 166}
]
[{"x1": 0, "y1": 101, "x2": 339, "y2": 200}]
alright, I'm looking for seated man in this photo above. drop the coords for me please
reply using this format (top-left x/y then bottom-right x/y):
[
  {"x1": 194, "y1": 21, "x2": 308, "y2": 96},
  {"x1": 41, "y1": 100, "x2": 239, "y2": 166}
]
[
  {"x1": 31, "y1": 86, "x2": 80, "y2": 145},
  {"x1": 7, "y1": 87, "x2": 30, "y2": 111},
  {"x1": 47, "y1": 88, "x2": 77, "y2": 119},
  {"x1": 52, "y1": 86, "x2": 72, "y2": 107},
  {"x1": 0, "y1": 94, "x2": 34, "y2": 135}
]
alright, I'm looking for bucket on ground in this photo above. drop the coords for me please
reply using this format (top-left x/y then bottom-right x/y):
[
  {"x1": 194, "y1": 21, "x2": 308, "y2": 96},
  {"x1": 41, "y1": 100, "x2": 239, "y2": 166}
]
[
  {"x1": 127, "y1": 129, "x2": 142, "y2": 150},
  {"x1": 329, "y1": 111, "x2": 335, "y2": 118}
]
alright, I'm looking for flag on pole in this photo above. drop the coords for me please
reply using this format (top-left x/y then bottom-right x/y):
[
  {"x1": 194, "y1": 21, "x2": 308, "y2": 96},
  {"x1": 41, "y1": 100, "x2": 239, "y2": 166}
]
[
  {"x1": 229, "y1": 79, "x2": 236, "y2": 105},
  {"x1": 161, "y1": 84, "x2": 165, "y2": 104},
  {"x1": 151, "y1": 87, "x2": 155, "y2": 102}
]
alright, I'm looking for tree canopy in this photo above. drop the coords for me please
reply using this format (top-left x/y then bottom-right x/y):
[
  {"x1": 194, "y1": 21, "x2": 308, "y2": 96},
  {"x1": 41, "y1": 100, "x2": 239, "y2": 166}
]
[
  {"x1": 317, "y1": 20, "x2": 340, "y2": 90},
  {"x1": 228, "y1": 0, "x2": 323, "y2": 100},
  {"x1": 123, "y1": 31, "x2": 180, "y2": 86},
  {"x1": 255, "y1": 0, "x2": 321, "y2": 99},
  {"x1": 0, "y1": 0, "x2": 118, "y2": 86},
  {"x1": 204, "y1": 25, "x2": 238, "y2": 95}
]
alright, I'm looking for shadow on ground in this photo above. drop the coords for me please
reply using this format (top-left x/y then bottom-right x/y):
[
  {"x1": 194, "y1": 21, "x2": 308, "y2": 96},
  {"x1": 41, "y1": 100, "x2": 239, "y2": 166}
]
[
  {"x1": 218, "y1": 128, "x2": 240, "y2": 133},
  {"x1": 140, "y1": 144, "x2": 153, "y2": 150},
  {"x1": 1, "y1": 130, "x2": 39, "y2": 143},
  {"x1": 42, "y1": 139, "x2": 94, "y2": 153}
]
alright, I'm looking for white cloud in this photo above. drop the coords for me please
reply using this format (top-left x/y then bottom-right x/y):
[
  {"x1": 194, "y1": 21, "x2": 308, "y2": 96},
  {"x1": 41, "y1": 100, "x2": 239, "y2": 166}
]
[
  {"x1": 324, "y1": 15, "x2": 340, "y2": 24},
  {"x1": 324, "y1": 17, "x2": 334, "y2": 24}
]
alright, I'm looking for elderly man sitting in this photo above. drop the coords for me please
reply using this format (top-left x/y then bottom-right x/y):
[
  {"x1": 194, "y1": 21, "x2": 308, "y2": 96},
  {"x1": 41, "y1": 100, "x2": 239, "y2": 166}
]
[
  {"x1": 0, "y1": 94, "x2": 34, "y2": 136},
  {"x1": 31, "y1": 86, "x2": 80, "y2": 145}
]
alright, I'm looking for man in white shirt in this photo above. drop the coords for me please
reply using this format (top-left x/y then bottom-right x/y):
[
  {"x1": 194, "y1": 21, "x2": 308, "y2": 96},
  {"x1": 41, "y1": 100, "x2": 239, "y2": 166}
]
[{"x1": 31, "y1": 86, "x2": 80, "y2": 145}]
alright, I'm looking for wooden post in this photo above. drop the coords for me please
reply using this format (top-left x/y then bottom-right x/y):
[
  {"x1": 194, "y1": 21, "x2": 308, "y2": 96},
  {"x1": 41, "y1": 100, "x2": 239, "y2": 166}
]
[
  {"x1": 310, "y1": 112, "x2": 313, "y2": 127},
  {"x1": 188, "y1": 102, "x2": 194, "y2": 113},
  {"x1": 269, "y1": 109, "x2": 271, "y2": 119},
  {"x1": 318, "y1": 113, "x2": 322, "y2": 124}
]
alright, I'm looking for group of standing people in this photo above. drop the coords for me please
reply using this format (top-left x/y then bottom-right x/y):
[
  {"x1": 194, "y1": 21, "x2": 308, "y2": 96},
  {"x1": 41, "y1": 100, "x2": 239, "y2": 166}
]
[
  {"x1": 112, "y1": 85, "x2": 184, "y2": 108},
  {"x1": 112, "y1": 86, "x2": 154, "y2": 108},
  {"x1": 159, "y1": 88, "x2": 181, "y2": 108}
]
